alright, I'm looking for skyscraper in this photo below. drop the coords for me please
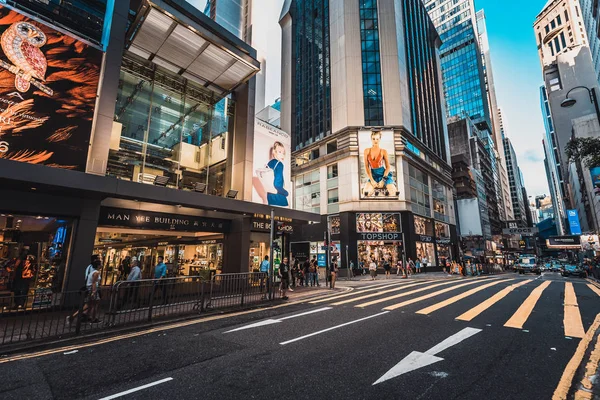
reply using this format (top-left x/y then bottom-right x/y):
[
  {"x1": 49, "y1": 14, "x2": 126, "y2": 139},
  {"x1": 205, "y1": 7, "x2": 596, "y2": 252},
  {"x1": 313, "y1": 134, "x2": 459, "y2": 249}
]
[
  {"x1": 203, "y1": 0, "x2": 244, "y2": 39},
  {"x1": 280, "y1": 0, "x2": 457, "y2": 269},
  {"x1": 425, "y1": 0, "x2": 503, "y2": 237},
  {"x1": 504, "y1": 138, "x2": 528, "y2": 227}
]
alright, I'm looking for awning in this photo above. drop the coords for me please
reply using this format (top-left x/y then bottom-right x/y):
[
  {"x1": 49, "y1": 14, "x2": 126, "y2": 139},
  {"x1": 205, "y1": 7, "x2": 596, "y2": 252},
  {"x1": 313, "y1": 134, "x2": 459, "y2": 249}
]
[{"x1": 126, "y1": 1, "x2": 260, "y2": 96}]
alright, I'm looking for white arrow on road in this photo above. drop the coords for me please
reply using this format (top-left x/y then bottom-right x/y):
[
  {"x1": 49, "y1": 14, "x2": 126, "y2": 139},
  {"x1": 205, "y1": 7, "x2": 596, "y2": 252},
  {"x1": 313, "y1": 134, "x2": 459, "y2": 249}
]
[
  {"x1": 224, "y1": 307, "x2": 332, "y2": 333},
  {"x1": 373, "y1": 327, "x2": 482, "y2": 385}
]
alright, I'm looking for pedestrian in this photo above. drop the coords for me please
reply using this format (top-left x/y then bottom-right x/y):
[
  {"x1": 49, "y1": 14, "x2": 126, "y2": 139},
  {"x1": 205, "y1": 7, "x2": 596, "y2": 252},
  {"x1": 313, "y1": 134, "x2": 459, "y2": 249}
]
[
  {"x1": 85, "y1": 258, "x2": 102, "y2": 324},
  {"x1": 330, "y1": 256, "x2": 339, "y2": 289},
  {"x1": 120, "y1": 259, "x2": 141, "y2": 309},
  {"x1": 360, "y1": 259, "x2": 366, "y2": 275},
  {"x1": 396, "y1": 259, "x2": 404, "y2": 276},
  {"x1": 369, "y1": 259, "x2": 377, "y2": 280},
  {"x1": 67, "y1": 255, "x2": 101, "y2": 326},
  {"x1": 309, "y1": 255, "x2": 319, "y2": 286},
  {"x1": 291, "y1": 259, "x2": 300, "y2": 289},
  {"x1": 302, "y1": 258, "x2": 310, "y2": 286},
  {"x1": 383, "y1": 258, "x2": 391, "y2": 279},
  {"x1": 153, "y1": 256, "x2": 169, "y2": 304},
  {"x1": 260, "y1": 255, "x2": 270, "y2": 297},
  {"x1": 279, "y1": 257, "x2": 290, "y2": 300},
  {"x1": 415, "y1": 258, "x2": 421, "y2": 274},
  {"x1": 407, "y1": 258, "x2": 415, "y2": 275},
  {"x1": 422, "y1": 256, "x2": 428, "y2": 273}
]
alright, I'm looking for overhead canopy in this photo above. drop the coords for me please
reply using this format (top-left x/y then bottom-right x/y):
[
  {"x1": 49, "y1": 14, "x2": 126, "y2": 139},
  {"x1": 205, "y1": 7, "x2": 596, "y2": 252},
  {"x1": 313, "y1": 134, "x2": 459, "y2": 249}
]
[{"x1": 126, "y1": 1, "x2": 260, "y2": 96}]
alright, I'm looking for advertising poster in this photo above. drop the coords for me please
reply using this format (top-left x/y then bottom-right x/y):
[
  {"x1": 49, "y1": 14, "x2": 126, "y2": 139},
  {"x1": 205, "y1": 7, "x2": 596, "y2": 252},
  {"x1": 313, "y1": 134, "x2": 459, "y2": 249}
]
[
  {"x1": 358, "y1": 129, "x2": 398, "y2": 199},
  {"x1": 591, "y1": 167, "x2": 600, "y2": 197},
  {"x1": 0, "y1": 5, "x2": 103, "y2": 170},
  {"x1": 567, "y1": 209, "x2": 582, "y2": 235},
  {"x1": 581, "y1": 235, "x2": 600, "y2": 252},
  {"x1": 252, "y1": 118, "x2": 291, "y2": 208}
]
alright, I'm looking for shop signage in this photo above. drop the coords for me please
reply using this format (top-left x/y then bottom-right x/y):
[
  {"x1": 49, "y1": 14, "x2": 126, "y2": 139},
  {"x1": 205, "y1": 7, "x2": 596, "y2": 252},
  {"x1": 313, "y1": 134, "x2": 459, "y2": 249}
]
[
  {"x1": 200, "y1": 239, "x2": 219, "y2": 244},
  {"x1": 546, "y1": 236, "x2": 582, "y2": 248},
  {"x1": 437, "y1": 238, "x2": 451, "y2": 245},
  {"x1": 567, "y1": 210, "x2": 582, "y2": 235},
  {"x1": 98, "y1": 238, "x2": 123, "y2": 243},
  {"x1": 0, "y1": 5, "x2": 103, "y2": 171},
  {"x1": 317, "y1": 253, "x2": 327, "y2": 267},
  {"x1": 359, "y1": 232, "x2": 402, "y2": 241},
  {"x1": 251, "y1": 219, "x2": 294, "y2": 233},
  {"x1": 290, "y1": 242, "x2": 310, "y2": 261},
  {"x1": 418, "y1": 235, "x2": 433, "y2": 243},
  {"x1": 98, "y1": 207, "x2": 230, "y2": 233},
  {"x1": 502, "y1": 227, "x2": 539, "y2": 236}
]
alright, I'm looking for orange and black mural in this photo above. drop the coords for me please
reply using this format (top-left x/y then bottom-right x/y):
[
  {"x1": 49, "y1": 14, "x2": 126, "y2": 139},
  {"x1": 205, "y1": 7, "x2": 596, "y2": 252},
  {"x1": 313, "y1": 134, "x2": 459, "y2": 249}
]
[{"x1": 0, "y1": 5, "x2": 102, "y2": 171}]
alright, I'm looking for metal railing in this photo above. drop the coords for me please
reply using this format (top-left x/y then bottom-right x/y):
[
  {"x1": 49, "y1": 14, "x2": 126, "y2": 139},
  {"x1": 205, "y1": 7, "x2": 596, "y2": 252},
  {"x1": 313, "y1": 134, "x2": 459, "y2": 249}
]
[{"x1": 0, "y1": 272, "x2": 278, "y2": 347}]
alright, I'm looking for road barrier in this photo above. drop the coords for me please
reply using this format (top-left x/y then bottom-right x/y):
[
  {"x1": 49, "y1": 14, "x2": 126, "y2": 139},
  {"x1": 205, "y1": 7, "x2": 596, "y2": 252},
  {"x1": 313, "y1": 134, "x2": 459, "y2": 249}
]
[{"x1": 0, "y1": 272, "x2": 278, "y2": 347}]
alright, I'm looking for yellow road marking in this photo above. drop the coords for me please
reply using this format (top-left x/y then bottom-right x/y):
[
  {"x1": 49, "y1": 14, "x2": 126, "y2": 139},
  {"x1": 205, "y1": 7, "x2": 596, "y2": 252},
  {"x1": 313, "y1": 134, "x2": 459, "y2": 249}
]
[
  {"x1": 456, "y1": 280, "x2": 531, "y2": 321},
  {"x1": 504, "y1": 281, "x2": 551, "y2": 329},
  {"x1": 416, "y1": 279, "x2": 516, "y2": 315},
  {"x1": 310, "y1": 281, "x2": 414, "y2": 304},
  {"x1": 587, "y1": 284, "x2": 600, "y2": 297},
  {"x1": 331, "y1": 281, "x2": 431, "y2": 306},
  {"x1": 564, "y1": 282, "x2": 585, "y2": 339},
  {"x1": 553, "y1": 313, "x2": 600, "y2": 400},
  {"x1": 381, "y1": 278, "x2": 502, "y2": 311},
  {"x1": 355, "y1": 280, "x2": 462, "y2": 308}
]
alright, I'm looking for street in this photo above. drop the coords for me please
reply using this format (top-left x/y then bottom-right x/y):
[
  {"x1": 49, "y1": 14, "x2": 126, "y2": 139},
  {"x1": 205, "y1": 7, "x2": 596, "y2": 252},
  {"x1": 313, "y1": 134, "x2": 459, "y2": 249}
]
[{"x1": 0, "y1": 272, "x2": 598, "y2": 400}]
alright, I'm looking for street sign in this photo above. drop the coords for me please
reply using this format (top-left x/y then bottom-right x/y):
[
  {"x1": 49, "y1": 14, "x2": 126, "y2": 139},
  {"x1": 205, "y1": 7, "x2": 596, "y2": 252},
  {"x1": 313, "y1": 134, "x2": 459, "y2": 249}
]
[{"x1": 502, "y1": 227, "x2": 539, "y2": 236}]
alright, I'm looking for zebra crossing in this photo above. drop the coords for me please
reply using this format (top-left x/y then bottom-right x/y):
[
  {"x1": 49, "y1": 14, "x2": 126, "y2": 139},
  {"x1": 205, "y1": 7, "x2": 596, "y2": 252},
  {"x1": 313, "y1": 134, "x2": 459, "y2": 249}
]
[{"x1": 309, "y1": 276, "x2": 600, "y2": 338}]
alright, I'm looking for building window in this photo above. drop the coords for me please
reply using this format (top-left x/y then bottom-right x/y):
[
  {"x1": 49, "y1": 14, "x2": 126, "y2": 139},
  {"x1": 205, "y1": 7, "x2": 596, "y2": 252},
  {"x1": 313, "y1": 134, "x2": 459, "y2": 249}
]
[
  {"x1": 359, "y1": 0, "x2": 384, "y2": 126},
  {"x1": 327, "y1": 188, "x2": 339, "y2": 204},
  {"x1": 327, "y1": 164, "x2": 338, "y2": 179},
  {"x1": 408, "y1": 164, "x2": 431, "y2": 217},
  {"x1": 294, "y1": 169, "x2": 321, "y2": 214},
  {"x1": 311, "y1": 148, "x2": 320, "y2": 160},
  {"x1": 326, "y1": 140, "x2": 338, "y2": 154}
]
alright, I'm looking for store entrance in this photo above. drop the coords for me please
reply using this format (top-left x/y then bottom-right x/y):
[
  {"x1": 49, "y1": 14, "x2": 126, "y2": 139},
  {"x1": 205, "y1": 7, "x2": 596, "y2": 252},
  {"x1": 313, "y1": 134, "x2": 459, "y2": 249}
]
[
  {"x1": 94, "y1": 228, "x2": 224, "y2": 284},
  {"x1": 249, "y1": 233, "x2": 287, "y2": 273}
]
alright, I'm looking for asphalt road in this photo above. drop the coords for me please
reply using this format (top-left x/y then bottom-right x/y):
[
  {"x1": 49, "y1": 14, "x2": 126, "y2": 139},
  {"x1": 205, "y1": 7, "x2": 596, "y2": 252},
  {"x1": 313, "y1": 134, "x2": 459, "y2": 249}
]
[{"x1": 1, "y1": 272, "x2": 598, "y2": 400}]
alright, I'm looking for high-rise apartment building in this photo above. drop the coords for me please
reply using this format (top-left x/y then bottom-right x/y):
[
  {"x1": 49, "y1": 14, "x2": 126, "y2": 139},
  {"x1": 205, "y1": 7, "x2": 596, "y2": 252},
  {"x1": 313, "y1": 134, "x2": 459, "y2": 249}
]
[{"x1": 280, "y1": 0, "x2": 457, "y2": 270}]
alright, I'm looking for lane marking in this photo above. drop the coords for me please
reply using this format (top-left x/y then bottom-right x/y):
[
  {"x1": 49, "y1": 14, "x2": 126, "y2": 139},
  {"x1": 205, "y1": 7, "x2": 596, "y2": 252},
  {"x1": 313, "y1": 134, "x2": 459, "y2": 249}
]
[
  {"x1": 456, "y1": 280, "x2": 531, "y2": 321},
  {"x1": 355, "y1": 280, "x2": 469, "y2": 308},
  {"x1": 553, "y1": 313, "x2": 600, "y2": 400},
  {"x1": 310, "y1": 281, "x2": 415, "y2": 304},
  {"x1": 98, "y1": 377, "x2": 173, "y2": 400},
  {"x1": 279, "y1": 312, "x2": 389, "y2": 345},
  {"x1": 587, "y1": 284, "x2": 600, "y2": 297},
  {"x1": 575, "y1": 333, "x2": 600, "y2": 397},
  {"x1": 225, "y1": 307, "x2": 334, "y2": 333},
  {"x1": 0, "y1": 296, "x2": 315, "y2": 364},
  {"x1": 382, "y1": 278, "x2": 502, "y2": 311},
  {"x1": 504, "y1": 281, "x2": 551, "y2": 329},
  {"x1": 564, "y1": 282, "x2": 585, "y2": 339},
  {"x1": 416, "y1": 279, "x2": 515, "y2": 315},
  {"x1": 331, "y1": 281, "x2": 431, "y2": 306},
  {"x1": 373, "y1": 327, "x2": 481, "y2": 385}
]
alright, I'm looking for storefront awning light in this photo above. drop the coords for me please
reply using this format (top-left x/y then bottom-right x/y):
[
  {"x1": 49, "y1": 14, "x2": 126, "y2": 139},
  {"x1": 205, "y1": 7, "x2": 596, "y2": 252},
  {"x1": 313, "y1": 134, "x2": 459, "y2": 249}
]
[{"x1": 127, "y1": 4, "x2": 260, "y2": 95}]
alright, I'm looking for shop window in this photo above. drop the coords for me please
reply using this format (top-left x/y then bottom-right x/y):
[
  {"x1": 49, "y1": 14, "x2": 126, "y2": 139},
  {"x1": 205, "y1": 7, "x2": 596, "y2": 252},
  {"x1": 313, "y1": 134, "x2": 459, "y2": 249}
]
[
  {"x1": 356, "y1": 213, "x2": 401, "y2": 232},
  {"x1": 0, "y1": 214, "x2": 73, "y2": 309},
  {"x1": 414, "y1": 215, "x2": 433, "y2": 236}
]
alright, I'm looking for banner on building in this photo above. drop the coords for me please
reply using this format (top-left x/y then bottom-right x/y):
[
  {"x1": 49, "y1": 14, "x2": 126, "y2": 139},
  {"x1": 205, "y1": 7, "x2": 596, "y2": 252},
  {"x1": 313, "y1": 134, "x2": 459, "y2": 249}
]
[
  {"x1": 546, "y1": 235, "x2": 582, "y2": 249},
  {"x1": 0, "y1": 5, "x2": 103, "y2": 171},
  {"x1": 252, "y1": 119, "x2": 291, "y2": 208},
  {"x1": 567, "y1": 209, "x2": 582, "y2": 235},
  {"x1": 591, "y1": 167, "x2": 600, "y2": 197},
  {"x1": 358, "y1": 129, "x2": 398, "y2": 199},
  {"x1": 581, "y1": 234, "x2": 600, "y2": 252}
]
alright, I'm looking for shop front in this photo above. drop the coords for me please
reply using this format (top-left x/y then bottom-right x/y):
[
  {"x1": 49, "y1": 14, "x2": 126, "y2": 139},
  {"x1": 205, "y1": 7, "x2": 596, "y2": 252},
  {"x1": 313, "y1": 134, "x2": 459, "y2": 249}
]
[
  {"x1": 414, "y1": 215, "x2": 436, "y2": 267},
  {"x1": 249, "y1": 214, "x2": 295, "y2": 274},
  {"x1": 435, "y1": 221, "x2": 453, "y2": 267},
  {"x1": 355, "y1": 213, "x2": 403, "y2": 269},
  {"x1": 0, "y1": 213, "x2": 73, "y2": 308}
]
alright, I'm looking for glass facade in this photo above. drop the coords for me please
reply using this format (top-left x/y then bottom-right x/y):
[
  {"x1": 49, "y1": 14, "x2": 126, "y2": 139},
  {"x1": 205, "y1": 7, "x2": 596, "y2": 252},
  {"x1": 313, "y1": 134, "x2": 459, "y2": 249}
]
[
  {"x1": 294, "y1": 169, "x2": 321, "y2": 214},
  {"x1": 403, "y1": 0, "x2": 446, "y2": 160},
  {"x1": 109, "y1": 55, "x2": 234, "y2": 197},
  {"x1": 292, "y1": 0, "x2": 332, "y2": 150},
  {"x1": 425, "y1": 0, "x2": 490, "y2": 122},
  {"x1": 359, "y1": 0, "x2": 384, "y2": 126},
  {"x1": 407, "y1": 164, "x2": 431, "y2": 218}
]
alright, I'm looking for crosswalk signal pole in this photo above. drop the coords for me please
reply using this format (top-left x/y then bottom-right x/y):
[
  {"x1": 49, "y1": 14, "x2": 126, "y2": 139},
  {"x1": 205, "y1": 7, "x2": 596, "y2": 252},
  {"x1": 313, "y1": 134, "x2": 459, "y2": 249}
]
[
  {"x1": 269, "y1": 209, "x2": 275, "y2": 300},
  {"x1": 402, "y1": 231, "x2": 407, "y2": 279}
]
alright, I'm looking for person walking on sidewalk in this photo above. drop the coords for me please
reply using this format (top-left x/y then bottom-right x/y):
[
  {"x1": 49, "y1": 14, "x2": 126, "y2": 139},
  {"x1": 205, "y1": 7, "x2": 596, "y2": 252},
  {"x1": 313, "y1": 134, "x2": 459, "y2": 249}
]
[
  {"x1": 422, "y1": 256, "x2": 428, "y2": 273},
  {"x1": 369, "y1": 259, "x2": 377, "y2": 280},
  {"x1": 279, "y1": 257, "x2": 290, "y2": 300},
  {"x1": 407, "y1": 258, "x2": 415, "y2": 276},
  {"x1": 396, "y1": 259, "x2": 404, "y2": 276},
  {"x1": 67, "y1": 255, "x2": 102, "y2": 326},
  {"x1": 309, "y1": 255, "x2": 319, "y2": 287},
  {"x1": 120, "y1": 259, "x2": 141, "y2": 309},
  {"x1": 260, "y1": 255, "x2": 270, "y2": 298},
  {"x1": 153, "y1": 256, "x2": 169, "y2": 305},
  {"x1": 330, "y1": 256, "x2": 339, "y2": 289},
  {"x1": 85, "y1": 258, "x2": 102, "y2": 324},
  {"x1": 415, "y1": 258, "x2": 421, "y2": 274}
]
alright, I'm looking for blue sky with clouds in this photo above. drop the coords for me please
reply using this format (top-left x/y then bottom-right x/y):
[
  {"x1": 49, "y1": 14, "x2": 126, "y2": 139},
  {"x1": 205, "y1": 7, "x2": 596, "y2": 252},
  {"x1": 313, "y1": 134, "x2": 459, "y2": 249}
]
[{"x1": 191, "y1": 0, "x2": 550, "y2": 197}]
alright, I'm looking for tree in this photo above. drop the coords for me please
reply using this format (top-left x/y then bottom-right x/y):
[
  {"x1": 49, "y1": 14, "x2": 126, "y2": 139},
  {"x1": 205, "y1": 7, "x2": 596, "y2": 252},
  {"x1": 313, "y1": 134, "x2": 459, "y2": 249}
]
[{"x1": 564, "y1": 137, "x2": 600, "y2": 168}]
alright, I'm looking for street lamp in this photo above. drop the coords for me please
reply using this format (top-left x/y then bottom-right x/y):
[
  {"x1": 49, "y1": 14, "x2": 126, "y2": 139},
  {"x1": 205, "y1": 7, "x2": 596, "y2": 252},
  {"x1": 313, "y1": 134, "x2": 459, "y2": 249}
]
[{"x1": 560, "y1": 85, "x2": 600, "y2": 124}]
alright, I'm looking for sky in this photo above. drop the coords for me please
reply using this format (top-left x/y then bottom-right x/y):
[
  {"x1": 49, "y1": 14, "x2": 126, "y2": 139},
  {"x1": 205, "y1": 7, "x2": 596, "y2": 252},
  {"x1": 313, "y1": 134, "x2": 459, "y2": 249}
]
[{"x1": 192, "y1": 0, "x2": 550, "y2": 198}]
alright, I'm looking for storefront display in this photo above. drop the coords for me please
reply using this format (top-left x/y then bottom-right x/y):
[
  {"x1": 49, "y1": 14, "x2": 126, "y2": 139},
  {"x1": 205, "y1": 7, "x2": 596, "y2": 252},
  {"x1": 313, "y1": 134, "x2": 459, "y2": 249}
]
[
  {"x1": 415, "y1": 241, "x2": 436, "y2": 266},
  {"x1": 0, "y1": 214, "x2": 72, "y2": 308},
  {"x1": 356, "y1": 213, "x2": 402, "y2": 268}
]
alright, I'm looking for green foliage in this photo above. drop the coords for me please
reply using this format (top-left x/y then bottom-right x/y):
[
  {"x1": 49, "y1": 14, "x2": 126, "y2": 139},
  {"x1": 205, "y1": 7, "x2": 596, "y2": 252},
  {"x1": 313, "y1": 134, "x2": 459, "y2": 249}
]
[{"x1": 565, "y1": 137, "x2": 600, "y2": 168}]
